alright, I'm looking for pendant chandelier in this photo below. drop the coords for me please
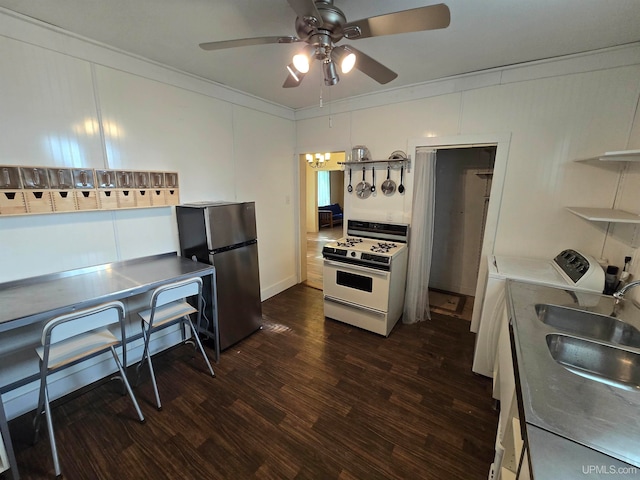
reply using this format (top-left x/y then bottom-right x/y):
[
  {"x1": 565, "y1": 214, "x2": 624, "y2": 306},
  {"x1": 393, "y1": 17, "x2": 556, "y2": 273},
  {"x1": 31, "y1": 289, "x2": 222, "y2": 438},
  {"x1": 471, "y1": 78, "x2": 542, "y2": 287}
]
[{"x1": 306, "y1": 152, "x2": 331, "y2": 168}]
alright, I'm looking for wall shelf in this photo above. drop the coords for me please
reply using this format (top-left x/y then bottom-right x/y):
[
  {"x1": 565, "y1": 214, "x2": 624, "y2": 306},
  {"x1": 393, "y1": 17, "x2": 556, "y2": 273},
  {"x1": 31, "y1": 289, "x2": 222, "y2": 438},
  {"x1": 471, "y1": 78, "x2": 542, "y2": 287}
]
[
  {"x1": 575, "y1": 149, "x2": 640, "y2": 163},
  {"x1": 566, "y1": 207, "x2": 640, "y2": 224}
]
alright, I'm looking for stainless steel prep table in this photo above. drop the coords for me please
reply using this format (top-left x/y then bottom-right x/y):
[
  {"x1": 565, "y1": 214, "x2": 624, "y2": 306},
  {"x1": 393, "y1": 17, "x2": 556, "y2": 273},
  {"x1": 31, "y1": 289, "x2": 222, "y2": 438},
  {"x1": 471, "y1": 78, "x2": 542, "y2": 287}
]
[{"x1": 0, "y1": 252, "x2": 219, "y2": 480}]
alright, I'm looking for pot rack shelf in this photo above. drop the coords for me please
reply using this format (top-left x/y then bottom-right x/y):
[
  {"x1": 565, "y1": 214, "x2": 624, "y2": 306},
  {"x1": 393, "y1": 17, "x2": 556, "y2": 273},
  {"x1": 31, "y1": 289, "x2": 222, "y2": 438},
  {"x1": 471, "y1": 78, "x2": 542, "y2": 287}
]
[{"x1": 339, "y1": 158, "x2": 411, "y2": 171}]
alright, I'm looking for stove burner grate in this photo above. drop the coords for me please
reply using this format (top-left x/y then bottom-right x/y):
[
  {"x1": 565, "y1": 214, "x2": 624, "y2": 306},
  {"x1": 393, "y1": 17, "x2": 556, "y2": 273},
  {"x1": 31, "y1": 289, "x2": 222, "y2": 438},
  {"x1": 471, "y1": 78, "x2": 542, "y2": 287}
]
[
  {"x1": 336, "y1": 237, "x2": 364, "y2": 247},
  {"x1": 370, "y1": 242, "x2": 398, "y2": 254}
]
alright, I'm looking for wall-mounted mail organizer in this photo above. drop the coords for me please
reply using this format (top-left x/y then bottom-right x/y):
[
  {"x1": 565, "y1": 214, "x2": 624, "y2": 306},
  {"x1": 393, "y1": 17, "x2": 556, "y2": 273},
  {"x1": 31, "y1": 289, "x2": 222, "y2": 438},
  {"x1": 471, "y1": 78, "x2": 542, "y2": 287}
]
[{"x1": 0, "y1": 166, "x2": 180, "y2": 216}]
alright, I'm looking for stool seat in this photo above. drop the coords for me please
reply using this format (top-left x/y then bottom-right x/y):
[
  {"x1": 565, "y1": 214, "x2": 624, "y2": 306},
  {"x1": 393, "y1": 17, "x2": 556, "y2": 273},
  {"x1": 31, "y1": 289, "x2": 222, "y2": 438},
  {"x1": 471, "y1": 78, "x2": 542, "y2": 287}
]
[
  {"x1": 138, "y1": 301, "x2": 197, "y2": 328},
  {"x1": 36, "y1": 328, "x2": 119, "y2": 371}
]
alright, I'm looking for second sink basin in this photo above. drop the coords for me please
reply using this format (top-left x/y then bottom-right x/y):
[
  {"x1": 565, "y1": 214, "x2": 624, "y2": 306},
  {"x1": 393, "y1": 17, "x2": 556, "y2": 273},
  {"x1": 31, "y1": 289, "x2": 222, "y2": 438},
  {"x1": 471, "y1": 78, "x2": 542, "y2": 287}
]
[
  {"x1": 536, "y1": 304, "x2": 640, "y2": 348},
  {"x1": 546, "y1": 333, "x2": 640, "y2": 391}
]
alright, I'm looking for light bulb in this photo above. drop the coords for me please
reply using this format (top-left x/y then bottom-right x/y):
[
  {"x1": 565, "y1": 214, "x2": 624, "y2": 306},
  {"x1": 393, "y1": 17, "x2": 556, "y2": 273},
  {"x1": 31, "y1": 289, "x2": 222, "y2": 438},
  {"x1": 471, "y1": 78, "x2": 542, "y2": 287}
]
[
  {"x1": 293, "y1": 53, "x2": 310, "y2": 74},
  {"x1": 340, "y1": 53, "x2": 356, "y2": 74}
]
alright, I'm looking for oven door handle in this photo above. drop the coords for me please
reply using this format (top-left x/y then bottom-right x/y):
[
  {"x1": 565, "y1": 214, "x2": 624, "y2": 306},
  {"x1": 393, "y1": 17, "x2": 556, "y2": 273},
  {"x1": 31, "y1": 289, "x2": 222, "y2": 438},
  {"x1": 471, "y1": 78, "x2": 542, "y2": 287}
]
[
  {"x1": 324, "y1": 296, "x2": 386, "y2": 316},
  {"x1": 323, "y1": 259, "x2": 390, "y2": 278}
]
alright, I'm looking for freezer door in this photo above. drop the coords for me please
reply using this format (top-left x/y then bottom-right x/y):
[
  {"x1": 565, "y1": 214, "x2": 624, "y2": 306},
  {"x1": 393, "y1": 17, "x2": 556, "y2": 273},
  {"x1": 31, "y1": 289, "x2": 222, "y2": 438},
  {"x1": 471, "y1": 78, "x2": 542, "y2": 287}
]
[
  {"x1": 210, "y1": 242, "x2": 262, "y2": 350},
  {"x1": 205, "y1": 202, "x2": 257, "y2": 250},
  {"x1": 176, "y1": 206, "x2": 209, "y2": 261}
]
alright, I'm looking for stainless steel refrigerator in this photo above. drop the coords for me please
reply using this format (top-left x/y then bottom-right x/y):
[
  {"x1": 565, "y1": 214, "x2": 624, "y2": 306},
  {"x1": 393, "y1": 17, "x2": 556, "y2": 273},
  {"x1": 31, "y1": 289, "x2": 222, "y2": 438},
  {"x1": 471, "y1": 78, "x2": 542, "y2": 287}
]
[{"x1": 176, "y1": 201, "x2": 262, "y2": 350}]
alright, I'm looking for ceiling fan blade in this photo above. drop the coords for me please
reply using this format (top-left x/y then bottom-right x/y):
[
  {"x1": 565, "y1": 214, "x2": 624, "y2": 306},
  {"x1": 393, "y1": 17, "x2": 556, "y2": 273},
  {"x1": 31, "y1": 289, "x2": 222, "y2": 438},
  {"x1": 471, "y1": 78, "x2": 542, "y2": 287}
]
[
  {"x1": 342, "y1": 3, "x2": 450, "y2": 40},
  {"x1": 287, "y1": 0, "x2": 323, "y2": 27},
  {"x1": 199, "y1": 36, "x2": 299, "y2": 51},
  {"x1": 283, "y1": 71, "x2": 305, "y2": 88},
  {"x1": 340, "y1": 46, "x2": 397, "y2": 84}
]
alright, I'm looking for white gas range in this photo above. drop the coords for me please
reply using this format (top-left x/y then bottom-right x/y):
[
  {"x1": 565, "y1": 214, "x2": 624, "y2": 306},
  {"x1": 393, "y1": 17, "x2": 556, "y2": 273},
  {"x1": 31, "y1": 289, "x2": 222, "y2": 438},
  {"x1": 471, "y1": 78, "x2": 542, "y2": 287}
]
[{"x1": 322, "y1": 220, "x2": 409, "y2": 336}]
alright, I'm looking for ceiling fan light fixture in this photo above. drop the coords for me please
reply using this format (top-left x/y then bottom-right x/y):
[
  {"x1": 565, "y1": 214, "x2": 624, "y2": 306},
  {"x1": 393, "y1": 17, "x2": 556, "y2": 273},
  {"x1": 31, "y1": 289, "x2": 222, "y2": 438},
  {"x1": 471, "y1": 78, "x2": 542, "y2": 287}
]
[
  {"x1": 331, "y1": 46, "x2": 357, "y2": 74},
  {"x1": 323, "y1": 59, "x2": 339, "y2": 86},
  {"x1": 341, "y1": 53, "x2": 356, "y2": 73},
  {"x1": 292, "y1": 45, "x2": 316, "y2": 74},
  {"x1": 292, "y1": 53, "x2": 310, "y2": 74}
]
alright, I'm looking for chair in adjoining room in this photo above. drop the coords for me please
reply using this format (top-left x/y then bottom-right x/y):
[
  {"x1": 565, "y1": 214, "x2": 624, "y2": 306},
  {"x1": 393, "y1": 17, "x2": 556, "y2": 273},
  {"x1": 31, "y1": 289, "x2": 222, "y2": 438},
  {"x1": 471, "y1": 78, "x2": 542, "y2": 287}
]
[
  {"x1": 135, "y1": 276, "x2": 215, "y2": 410},
  {"x1": 33, "y1": 300, "x2": 145, "y2": 478}
]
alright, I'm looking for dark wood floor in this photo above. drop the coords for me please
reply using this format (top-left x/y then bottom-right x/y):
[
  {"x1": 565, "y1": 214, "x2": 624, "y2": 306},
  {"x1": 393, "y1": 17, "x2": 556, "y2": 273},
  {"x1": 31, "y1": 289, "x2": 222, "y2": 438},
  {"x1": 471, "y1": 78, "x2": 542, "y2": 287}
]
[{"x1": 8, "y1": 284, "x2": 497, "y2": 479}]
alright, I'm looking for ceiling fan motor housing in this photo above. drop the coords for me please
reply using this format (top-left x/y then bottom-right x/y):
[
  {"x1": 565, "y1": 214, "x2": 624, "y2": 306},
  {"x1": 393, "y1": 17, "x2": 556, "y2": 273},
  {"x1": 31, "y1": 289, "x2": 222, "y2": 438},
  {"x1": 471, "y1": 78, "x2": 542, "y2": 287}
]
[{"x1": 295, "y1": 0, "x2": 346, "y2": 44}]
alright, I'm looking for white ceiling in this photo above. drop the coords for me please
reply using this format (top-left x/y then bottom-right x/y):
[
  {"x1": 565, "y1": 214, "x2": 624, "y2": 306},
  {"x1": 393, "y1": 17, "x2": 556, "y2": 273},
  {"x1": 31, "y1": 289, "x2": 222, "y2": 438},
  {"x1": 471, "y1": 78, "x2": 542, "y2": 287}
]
[{"x1": 2, "y1": 0, "x2": 640, "y2": 110}]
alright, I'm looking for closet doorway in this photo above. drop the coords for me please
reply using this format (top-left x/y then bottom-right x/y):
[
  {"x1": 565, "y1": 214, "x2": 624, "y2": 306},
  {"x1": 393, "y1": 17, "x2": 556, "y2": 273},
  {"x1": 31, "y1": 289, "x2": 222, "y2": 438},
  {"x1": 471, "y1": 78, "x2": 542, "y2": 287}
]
[{"x1": 429, "y1": 147, "x2": 496, "y2": 316}]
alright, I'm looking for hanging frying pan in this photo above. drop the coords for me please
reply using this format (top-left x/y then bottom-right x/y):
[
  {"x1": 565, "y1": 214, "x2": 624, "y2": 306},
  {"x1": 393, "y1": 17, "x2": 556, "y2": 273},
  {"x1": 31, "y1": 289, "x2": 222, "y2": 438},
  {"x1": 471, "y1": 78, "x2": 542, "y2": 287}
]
[
  {"x1": 355, "y1": 166, "x2": 371, "y2": 199},
  {"x1": 381, "y1": 166, "x2": 396, "y2": 196}
]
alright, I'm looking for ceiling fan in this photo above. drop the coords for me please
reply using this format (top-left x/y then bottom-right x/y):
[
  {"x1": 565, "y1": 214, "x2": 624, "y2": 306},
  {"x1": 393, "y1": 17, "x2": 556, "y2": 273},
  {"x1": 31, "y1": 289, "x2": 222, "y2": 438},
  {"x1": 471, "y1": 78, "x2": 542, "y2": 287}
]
[{"x1": 199, "y1": 0, "x2": 450, "y2": 88}]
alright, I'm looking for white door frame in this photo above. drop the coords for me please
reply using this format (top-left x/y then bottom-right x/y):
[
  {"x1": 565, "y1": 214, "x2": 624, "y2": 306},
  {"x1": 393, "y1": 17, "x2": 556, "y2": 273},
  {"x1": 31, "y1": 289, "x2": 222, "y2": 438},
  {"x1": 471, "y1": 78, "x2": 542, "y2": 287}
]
[{"x1": 407, "y1": 133, "x2": 512, "y2": 331}]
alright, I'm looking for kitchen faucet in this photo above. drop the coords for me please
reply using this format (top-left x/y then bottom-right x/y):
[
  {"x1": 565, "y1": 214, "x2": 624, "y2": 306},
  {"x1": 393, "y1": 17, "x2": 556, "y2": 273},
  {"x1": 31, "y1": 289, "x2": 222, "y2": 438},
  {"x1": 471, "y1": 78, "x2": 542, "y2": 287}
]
[
  {"x1": 613, "y1": 280, "x2": 640, "y2": 299},
  {"x1": 611, "y1": 280, "x2": 640, "y2": 316}
]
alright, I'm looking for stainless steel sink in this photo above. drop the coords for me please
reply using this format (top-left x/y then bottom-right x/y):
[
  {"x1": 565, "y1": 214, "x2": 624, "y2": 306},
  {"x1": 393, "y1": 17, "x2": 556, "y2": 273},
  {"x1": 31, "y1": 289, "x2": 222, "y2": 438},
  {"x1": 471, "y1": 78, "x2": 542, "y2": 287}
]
[
  {"x1": 546, "y1": 333, "x2": 640, "y2": 391},
  {"x1": 536, "y1": 304, "x2": 640, "y2": 348}
]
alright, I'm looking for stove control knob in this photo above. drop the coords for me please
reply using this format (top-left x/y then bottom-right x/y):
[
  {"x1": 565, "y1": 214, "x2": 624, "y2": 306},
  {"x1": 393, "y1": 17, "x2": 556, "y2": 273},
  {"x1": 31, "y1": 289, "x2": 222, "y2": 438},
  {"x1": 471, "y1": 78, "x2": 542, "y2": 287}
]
[{"x1": 350, "y1": 252, "x2": 356, "y2": 257}]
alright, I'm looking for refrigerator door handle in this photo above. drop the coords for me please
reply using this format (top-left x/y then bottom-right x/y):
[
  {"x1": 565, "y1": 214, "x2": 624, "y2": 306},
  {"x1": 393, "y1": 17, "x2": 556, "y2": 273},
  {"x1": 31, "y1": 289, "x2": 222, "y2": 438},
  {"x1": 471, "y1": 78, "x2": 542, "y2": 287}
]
[{"x1": 210, "y1": 239, "x2": 257, "y2": 255}]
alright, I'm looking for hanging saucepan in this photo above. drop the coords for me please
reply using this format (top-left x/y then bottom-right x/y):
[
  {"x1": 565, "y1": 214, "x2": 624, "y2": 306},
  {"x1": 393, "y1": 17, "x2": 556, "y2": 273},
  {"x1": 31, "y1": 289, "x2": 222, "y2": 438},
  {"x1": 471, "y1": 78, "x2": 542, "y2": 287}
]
[
  {"x1": 381, "y1": 166, "x2": 396, "y2": 196},
  {"x1": 355, "y1": 166, "x2": 371, "y2": 199},
  {"x1": 351, "y1": 145, "x2": 371, "y2": 162}
]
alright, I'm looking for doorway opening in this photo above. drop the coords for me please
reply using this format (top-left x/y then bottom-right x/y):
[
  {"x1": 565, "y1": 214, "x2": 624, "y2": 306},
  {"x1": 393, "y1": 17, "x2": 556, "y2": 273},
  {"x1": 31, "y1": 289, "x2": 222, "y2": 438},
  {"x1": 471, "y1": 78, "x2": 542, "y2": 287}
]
[
  {"x1": 300, "y1": 151, "x2": 345, "y2": 290},
  {"x1": 429, "y1": 146, "x2": 496, "y2": 320}
]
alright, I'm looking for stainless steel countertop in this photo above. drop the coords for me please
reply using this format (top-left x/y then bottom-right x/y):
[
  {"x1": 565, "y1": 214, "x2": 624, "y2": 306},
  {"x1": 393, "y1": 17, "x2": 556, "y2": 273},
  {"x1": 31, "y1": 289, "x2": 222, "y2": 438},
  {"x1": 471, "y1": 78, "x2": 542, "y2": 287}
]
[
  {"x1": 507, "y1": 280, "x2": 640, "y2": 473},
  {"x1": 526, "y1": 424, "x2": 639, "y2": 479},
  {"x1": 0, "y1": 252, "x2": 215, "y2": 332}
]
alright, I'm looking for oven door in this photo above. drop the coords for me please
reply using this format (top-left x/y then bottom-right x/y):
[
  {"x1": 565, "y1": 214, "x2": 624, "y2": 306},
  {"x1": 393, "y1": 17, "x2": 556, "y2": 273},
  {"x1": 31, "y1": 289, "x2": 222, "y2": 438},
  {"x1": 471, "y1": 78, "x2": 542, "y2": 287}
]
[{"x1": 323, "y1": 259, "x2": 390, "y2": 312}]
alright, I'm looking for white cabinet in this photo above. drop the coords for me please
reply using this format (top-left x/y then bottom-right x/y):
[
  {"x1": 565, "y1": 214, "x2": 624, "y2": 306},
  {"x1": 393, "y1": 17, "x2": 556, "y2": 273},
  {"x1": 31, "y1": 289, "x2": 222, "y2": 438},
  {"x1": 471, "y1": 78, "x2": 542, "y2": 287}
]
[{"x1": 489, "y1": 310, "x2": 531, "y2": 480}]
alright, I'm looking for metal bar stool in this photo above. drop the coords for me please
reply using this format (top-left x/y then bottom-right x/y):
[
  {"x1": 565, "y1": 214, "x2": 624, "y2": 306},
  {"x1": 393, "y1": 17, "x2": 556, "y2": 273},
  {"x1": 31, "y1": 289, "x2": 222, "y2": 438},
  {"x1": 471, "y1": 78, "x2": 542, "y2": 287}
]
[
  {"x1": 135, "y1": 277, "x2": 215, "y2": 410},
  {"x1": 33, "y1": 301, "x2": 145, "y2": 478}
]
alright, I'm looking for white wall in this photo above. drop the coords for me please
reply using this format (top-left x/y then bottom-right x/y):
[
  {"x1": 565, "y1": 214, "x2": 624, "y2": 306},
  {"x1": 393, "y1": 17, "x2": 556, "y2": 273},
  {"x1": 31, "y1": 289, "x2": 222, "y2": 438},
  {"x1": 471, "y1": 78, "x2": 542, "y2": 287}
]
[
  {"x1": 0, "y1": 11, "x2": 297, "y2": 298},
  {"x1": 295, "y1": 45, "x2": 640, "y2": 291},
  {"x1": 0, "y1": 11, "x2": 296, "y2": 420}
]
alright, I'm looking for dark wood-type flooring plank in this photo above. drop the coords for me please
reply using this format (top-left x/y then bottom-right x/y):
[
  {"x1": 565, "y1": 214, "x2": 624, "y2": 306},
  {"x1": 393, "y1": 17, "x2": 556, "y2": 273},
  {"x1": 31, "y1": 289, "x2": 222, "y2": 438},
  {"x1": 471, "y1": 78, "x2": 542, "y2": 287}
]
[{"x1": 8, "y1": 284, "x2": 496, "y2": 479}]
